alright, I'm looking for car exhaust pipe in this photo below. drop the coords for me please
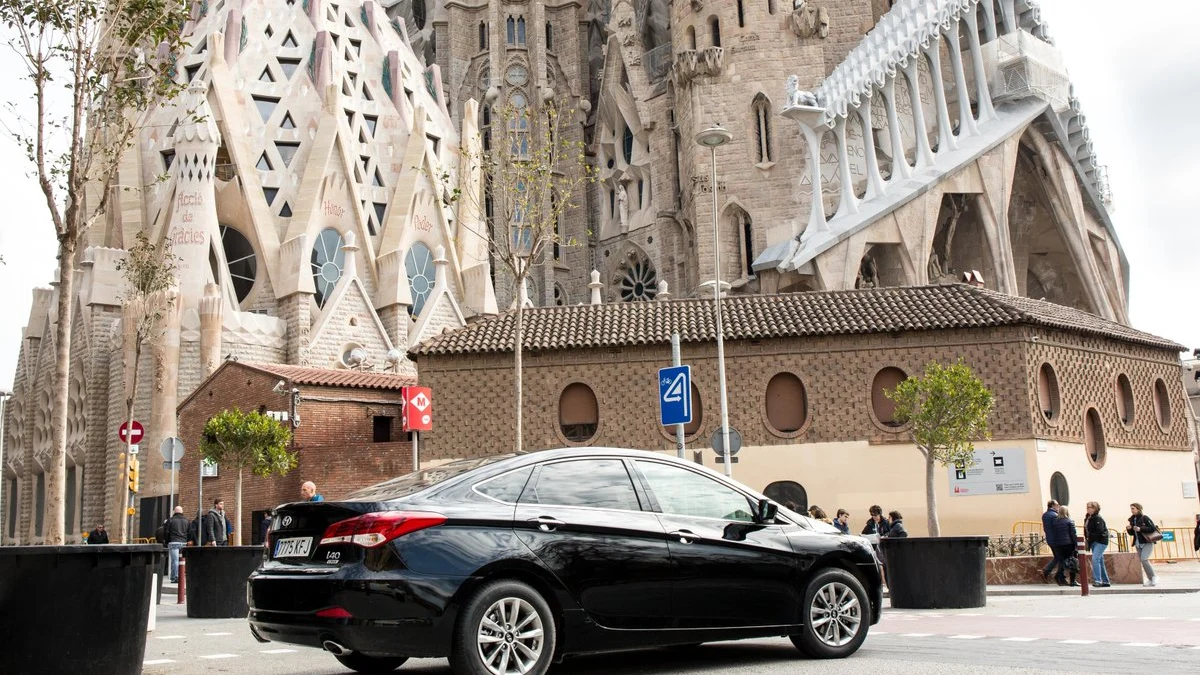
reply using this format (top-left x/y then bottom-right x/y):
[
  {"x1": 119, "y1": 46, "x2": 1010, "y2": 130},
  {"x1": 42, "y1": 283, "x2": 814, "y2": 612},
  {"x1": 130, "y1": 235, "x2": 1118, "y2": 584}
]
[{"x1": 322, "y1": 640, "x2": 353, "y2": 656}]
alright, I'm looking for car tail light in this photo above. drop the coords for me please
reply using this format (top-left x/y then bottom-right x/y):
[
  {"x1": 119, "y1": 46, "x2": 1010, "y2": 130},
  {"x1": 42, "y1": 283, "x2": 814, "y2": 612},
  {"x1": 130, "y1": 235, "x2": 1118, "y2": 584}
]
[
  {"x1": 319, "y1": 511, "x2": 446, "y2": 548},
  {"x1": 315, "y1": 607, "x2": 354, "y2": 619}
]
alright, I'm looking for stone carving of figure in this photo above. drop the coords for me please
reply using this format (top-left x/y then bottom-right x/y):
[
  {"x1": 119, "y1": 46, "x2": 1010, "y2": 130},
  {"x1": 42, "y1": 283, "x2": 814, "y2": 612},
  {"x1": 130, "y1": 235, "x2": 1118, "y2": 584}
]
[
  {"x1": 785, "y1": 75, "x2": 820, "y2": 108},
  {"x1": 927, "y1": 251, "x2": 944, "y2": 282},
  {"x1": 617, "y1": 182, "x2": 630, "y2": 231},
  {"x1": 856, "y1": 253, "x2": 879, "y2": 289},
  {"x1": 791, "y1": 0, "x2": 830, "y2": 39}
]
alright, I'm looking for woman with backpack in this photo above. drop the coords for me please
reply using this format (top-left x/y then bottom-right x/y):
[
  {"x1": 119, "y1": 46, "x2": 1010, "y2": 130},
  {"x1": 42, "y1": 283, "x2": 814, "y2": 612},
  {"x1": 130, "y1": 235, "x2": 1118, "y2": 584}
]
[
  {"x1": 1084, "y1": 501, "x2": 1110, "y2": 587},
  {"x1": 1051, "y1": 506, "x2": 1079, "y2": 587},
  {"x1": 1126, "y1": 503, "x2": 1160, "y2": 587}
]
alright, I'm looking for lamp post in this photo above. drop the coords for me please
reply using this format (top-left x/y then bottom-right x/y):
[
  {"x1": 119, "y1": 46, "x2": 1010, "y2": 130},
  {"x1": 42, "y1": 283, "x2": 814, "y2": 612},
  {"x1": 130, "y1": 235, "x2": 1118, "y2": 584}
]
[{"x1": 695, "y1": 124, "x2": 733, "y2": 477}]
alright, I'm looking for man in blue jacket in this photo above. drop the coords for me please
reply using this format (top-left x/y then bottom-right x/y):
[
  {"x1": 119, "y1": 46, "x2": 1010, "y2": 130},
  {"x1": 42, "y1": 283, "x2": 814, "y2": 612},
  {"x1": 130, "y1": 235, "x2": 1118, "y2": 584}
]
[{"x1": 1041, "y1": 500, "x2": 1062, "y2": 581}]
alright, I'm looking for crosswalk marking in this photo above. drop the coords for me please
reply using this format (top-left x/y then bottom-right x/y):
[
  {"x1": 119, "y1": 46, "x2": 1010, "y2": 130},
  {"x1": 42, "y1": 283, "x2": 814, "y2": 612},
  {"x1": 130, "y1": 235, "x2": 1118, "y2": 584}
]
[
  {"x1": 143, "y1": 659, "x2": 176, "y2": 665},
  {"x1": 199, "y1": 653, "x2": 240, "y2": 660},
  {"x1": 949, "y1": 635, "x2": 984, "y2": 640},
  {"x1": 204, "y1": 631, "x2": 234, "y2": 636},
  {"x1": 1059, "y1": 639, "x2": 1097, "y2": 645},
  {"x1": 154, "y1": 635, "x2": 185, "y2": 640},
  {"x1": 1134, "y1": 617, "x2": 1165, "y2": 621},
  {"x1": 261, "y1": 648, "x2": 297, "y2": 654},
  {"x1": 901, "y1": 633, "x2": 934, "y2": 637},
  {"x1": 1121, "y1": 643, "x2": 1162, "y2": 648},
  {"x1": 1002, "y1": 638, "x2": 1039, "y2": 642}
]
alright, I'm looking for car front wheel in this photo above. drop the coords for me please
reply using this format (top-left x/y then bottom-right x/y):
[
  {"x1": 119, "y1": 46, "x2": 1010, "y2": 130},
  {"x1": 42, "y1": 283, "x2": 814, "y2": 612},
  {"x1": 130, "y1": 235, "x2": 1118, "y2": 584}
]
[
  {"x1": 790, "y1": 567, "x2": 870, "y2": 659},
  {"x1": 450, "y1": 580, "x2": 557, "y2": 675}
]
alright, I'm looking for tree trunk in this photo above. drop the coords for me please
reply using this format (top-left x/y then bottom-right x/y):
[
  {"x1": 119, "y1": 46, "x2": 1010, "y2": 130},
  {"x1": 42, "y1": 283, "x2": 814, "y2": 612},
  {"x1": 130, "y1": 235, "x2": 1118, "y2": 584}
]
[
  {"x1": 44, "y1": 240, "x2": 77, "y2": 544},
  {"x1": 513, "y1": 301, "x2": 524, "y2": 454},
  {"x1": 235, "y1": 466, "x2": 243, "y2": 546},
  {"x1": 118, "y1": 339, "x2": 142, "y2": 544},
  {"x1": 925, "y1": 452, "x2": 940, "y2": 537}
]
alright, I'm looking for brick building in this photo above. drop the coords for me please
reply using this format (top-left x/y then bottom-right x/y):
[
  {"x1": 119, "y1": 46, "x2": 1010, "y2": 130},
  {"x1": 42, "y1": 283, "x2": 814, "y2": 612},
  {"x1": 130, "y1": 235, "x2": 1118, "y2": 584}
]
[
  {"x1": 410, "y1": 285, "x2": 1199, "y2": 535},
  {"x1": 174, "y1": 362, "x2": 415, "y2": 544}
]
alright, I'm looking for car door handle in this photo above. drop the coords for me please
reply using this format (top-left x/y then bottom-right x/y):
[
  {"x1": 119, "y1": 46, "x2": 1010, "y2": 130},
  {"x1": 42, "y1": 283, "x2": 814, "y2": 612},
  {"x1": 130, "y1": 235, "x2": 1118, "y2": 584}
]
[
  {"x1": 669, "y1": 530, "x2": 702, "y2": 544},
  {"x1": 527, "y1": 516, "x2": 566, "y2": 532}
]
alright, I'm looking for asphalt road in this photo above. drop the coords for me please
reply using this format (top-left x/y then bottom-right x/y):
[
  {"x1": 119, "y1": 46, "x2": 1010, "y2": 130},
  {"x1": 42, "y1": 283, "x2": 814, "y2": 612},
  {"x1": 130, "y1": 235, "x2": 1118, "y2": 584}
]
[{"x1": 143, "y1": 594, "x2": 1200, "y2": 675}]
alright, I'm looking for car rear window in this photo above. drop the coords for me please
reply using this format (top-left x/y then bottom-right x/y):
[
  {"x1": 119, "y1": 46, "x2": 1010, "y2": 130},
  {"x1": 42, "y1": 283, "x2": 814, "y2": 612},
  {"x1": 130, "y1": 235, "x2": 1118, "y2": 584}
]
[
  {"x1": 474, "y1": 467, "x2": 533, "y2": 503},
  {"x1": 347, "y1": 455, "x2": 516, "y2": 501}
]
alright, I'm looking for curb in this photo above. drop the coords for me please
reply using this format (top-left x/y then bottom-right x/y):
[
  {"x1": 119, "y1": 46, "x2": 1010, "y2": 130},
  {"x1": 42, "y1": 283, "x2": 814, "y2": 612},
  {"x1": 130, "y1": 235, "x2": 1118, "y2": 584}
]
[{"x1": 884, "y1": 587, "x2": 1199, "y2": 599}]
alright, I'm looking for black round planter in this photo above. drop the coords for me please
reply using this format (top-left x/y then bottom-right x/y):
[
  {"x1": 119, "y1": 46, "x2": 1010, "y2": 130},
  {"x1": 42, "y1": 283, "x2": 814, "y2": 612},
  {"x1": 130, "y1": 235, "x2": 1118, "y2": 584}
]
[
  {"x1": 881, "y1": 536, "x2": 988, "y2": 609},
  {"x1": 182, "y1": 546, "x2": 264, "y2": 618},
  {"x1": 0, "y1": 545, "x2": 164, "y2": 675}
]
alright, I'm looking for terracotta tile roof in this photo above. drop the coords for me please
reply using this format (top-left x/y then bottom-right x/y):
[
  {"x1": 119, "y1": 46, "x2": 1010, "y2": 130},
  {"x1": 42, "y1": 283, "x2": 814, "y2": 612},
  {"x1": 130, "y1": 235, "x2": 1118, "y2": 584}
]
[
  {"x1": 409, "y1": 285, "x2": 1183, "y2": 356},
  {"x1": 244, "y1": 363, "x2": 415, "y2": 390}
]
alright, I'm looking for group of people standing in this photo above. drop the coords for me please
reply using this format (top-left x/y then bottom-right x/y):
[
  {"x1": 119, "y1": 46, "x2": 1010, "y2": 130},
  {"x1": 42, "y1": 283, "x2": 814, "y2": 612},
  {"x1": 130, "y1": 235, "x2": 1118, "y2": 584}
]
[
  {"x1": 804, "y1": 504, "x2": 909, "y2": 539},
  {"x1": 1041, "y1": 499, "x2": 1163, "y2": 588}
]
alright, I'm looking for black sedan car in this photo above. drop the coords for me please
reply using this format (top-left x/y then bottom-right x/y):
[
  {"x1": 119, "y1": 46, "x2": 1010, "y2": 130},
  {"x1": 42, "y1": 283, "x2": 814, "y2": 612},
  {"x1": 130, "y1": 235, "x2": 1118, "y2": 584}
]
[{"x1": 248, "y1": 448, "x2": 882, "y2": 674}]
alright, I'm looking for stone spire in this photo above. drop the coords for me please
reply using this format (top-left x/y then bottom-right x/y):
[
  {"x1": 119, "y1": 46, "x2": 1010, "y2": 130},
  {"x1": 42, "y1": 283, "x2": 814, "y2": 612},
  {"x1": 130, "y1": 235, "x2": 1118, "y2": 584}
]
[{"x1": 167, "y1": 79, "x2": 222, "y2": 309}]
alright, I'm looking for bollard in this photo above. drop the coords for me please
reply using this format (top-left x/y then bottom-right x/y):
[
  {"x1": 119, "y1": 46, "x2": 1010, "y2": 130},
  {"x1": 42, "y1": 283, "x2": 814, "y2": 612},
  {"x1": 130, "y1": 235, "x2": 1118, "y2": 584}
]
[
  {"x1": 1080, "y1": 552, "x2": 1090, "y2": 597},
  {"x1": 177, "y1": 559, "x2": 186, "y2": 604}
]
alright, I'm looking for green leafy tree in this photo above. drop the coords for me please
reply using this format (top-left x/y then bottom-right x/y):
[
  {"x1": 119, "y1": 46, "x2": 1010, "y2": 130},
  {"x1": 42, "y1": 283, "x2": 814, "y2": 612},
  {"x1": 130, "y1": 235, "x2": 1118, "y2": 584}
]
[
  {"x1": 0, "y1": 0, "x2": 189, "y2": 542},
  {"x1": 200, "y1": 409, "x2": 296, "y2": 545},
  {"x1": 113, "y1": 231, "x2": 176, "y2": 542},
  {"x1": 887, "y1": 359, "x2": 994, "y2": 537}
]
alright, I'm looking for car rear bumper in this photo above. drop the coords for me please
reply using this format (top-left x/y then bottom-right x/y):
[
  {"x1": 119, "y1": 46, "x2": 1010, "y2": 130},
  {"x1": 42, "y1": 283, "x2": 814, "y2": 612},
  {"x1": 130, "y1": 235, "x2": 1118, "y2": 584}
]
[{"x1": 247, "y1": 570, "x2": 467, "y2": 658}]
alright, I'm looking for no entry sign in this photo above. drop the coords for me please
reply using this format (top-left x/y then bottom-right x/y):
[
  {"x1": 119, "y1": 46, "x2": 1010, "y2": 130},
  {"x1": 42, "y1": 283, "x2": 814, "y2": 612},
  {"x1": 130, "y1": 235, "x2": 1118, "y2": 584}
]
[{"x1": 118, "y1": 420, "x2": 145, "y2": 444}]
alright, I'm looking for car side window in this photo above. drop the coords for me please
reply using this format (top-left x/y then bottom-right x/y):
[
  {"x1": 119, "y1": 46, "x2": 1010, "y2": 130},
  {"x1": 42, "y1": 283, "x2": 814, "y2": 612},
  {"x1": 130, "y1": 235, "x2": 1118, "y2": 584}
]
[
  {"x1": 474, "y1": 467, "x2": 533, "y2": 503},
  {"x1": 521, "y1": 459, "x2": 642, "y2": 512},
  {"x1": 635, "y1": 461, "x2": 755, "y2": 522}
]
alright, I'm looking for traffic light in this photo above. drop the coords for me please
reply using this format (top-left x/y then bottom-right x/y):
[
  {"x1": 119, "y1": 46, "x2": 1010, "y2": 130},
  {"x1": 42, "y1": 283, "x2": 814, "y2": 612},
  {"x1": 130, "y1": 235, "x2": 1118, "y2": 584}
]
[{"x1": 127, "y1": 457, "x2": 139, "y2": 493}]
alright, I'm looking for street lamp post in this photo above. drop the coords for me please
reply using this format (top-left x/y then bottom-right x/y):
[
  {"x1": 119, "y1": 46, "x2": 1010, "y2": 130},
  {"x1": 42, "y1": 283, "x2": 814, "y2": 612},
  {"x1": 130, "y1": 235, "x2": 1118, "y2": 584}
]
[{"x1": 695, "y1": 124, "x2": 733, "y2": 477}]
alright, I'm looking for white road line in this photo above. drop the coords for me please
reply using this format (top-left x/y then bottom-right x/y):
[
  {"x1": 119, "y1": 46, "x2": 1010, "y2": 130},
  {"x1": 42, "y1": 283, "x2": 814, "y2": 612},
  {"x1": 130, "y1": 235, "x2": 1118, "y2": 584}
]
[
  {"x1": 154, "y1": 635, "x2": 186, "y2": 640},
  {"x1": 204, "y1": 631, "x2": 234, "y2": 636},
  {"x1": 870, "y1": 631, "x2": 888, "y2": 636},
  {"x1": 261, "y1": 649, "x2": 297, "y2": 654},
  {"x1": 955, "y1": 613, "x2": 982, "y2": 617},
  {"x1": 1002, "y1": 638, "x2": 1039, "y2": 642},
  {"x1": 1121, "y1": 643, "x2": 1162, "y2": 648},
  {"x1": 198, "y1": 653, "x2": 240, "y2": 660},
  {"x1": 901, "y1": 633, "x2": 934, "y2": 638},
  {"x1": 1134, "y1": 617, "x2": 1165, "y2": 621},
  {"x1": 948, "y1": 635, "x2": 984, "y2": 640},
  {"x1": 1059, "y1": 640, "x2": 1097, "y2": 645},
  {"x1": 1085, "y1": 616, "x2": 1115, "y2": 620},
  {"x1": 998, "y1": 614, "x2": 1023, "y2": 618},
  {"x1": 143, "y1": 659, "x2": 176, "y2": 665},
  {"x1": 1043, "y1": 615, "x2": 1067, "y2": 619}
]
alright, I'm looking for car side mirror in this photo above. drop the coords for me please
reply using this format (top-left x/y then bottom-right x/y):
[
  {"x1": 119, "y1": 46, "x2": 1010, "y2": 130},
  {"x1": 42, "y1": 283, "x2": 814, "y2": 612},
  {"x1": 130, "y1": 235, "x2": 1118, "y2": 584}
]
[{"x1": 756, "y1": 498, "x2": 778, "y2": 524}]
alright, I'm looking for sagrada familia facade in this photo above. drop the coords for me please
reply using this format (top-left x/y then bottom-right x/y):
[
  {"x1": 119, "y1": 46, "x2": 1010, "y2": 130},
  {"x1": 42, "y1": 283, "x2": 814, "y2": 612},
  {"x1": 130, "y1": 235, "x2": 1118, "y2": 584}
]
[{"x1": 3, "y1": 0, "x2": 1130, "y2": 542}]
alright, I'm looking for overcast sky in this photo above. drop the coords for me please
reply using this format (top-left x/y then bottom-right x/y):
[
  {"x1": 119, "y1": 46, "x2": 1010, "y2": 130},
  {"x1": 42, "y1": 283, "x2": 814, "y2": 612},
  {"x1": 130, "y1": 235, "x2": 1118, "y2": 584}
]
[{"x1": 0, "y1": 0, "x2": 1195, "y2": 390}]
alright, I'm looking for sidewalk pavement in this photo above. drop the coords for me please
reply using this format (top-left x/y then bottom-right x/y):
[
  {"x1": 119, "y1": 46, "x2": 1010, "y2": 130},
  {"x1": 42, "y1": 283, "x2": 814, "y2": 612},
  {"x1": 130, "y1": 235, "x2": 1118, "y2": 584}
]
[{"x1": 885, "y1": 559, "x2": 1200, "y2": 598}]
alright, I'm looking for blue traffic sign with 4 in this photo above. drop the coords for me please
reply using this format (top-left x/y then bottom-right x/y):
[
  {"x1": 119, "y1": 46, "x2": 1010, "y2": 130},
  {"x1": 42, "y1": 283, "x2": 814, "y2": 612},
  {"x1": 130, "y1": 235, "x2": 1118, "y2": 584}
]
[{"x1": 659, "y1": 365, "x2": 692, "y2": 426}]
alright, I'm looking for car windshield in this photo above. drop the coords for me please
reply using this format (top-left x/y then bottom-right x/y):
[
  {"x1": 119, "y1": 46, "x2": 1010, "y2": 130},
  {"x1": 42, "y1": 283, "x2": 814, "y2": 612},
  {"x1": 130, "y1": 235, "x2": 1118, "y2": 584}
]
[{"x1": 346, "y1": 454, "x2": 517, "y2": 501}]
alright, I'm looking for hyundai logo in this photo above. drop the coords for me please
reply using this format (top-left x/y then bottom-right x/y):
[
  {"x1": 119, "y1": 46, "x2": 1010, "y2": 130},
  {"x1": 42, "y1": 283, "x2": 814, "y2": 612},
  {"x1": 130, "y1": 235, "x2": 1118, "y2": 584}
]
[{"x1": 281, "y1": 516, "x2": 293, "y2": 528}]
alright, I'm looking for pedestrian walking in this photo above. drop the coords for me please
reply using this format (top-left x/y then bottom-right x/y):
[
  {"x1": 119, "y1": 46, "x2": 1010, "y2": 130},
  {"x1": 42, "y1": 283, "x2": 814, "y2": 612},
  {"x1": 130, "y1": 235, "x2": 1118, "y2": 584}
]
[
  {"x1": 1052, "y1": 506, "x2": 1079, "y2": 587},
  {"x1": 86, "y1": 523, "x2": 109, "y2": 544},
  {"x1": 1126, "y1": 503, "x2": 1160, "y2": 587},
  {"x1": 1084, "y1": 501, "x2": 1111, "y2": 587},
  {"x1": 808, "y1": 505, "x2": 832, "y2": 524},
  {"x1": 261, "y1": 510, "x2": 274, "y2": 544},
  {"x1": 833, "y1": 509, "x2": 851, "y2": 534},
  {"x1": 862, "y1": 505, "x2": 891, "y2": 537},
  {"x1": 1040, "y1": 500, "x2": 1064, "y2": 582},
  {"x1": 165, "y1": 506, "x2": 190, "y2": 582},
  {"x1": 884, "y1": 511, "x2": 909, "y2": 538},
  {"x1": 301, "y1": 481, "x2": 324, "y2": 502},
  {"x1": 204, "y1": 498, "x2": 229, "y2": 547},
  {"x1": 1193, "y1": 514, "x2": 1199, "y2": 553}
]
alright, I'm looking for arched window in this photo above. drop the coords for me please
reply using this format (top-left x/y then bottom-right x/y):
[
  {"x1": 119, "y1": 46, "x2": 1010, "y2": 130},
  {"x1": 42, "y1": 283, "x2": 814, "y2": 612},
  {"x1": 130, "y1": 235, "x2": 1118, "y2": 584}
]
[
  {"x1": 752, "y1": 94, "x2": 772, "y2": 163},
  {"x1": 618, "y1": 252, "x2": 658, "y2": 302},
  {"x1": 1153, "y1": 378, "x2": 1172, "y2": 430},
  {"x1": 1037, "y1": 363, "x2": 1060, "y2": 422},
  {"x1": 709, "y1": 16, "x2": 721, "y2": 47},
  {"x1": 683, "y1": 383, "x2": 703, "y2": 436},
  {"x1": 506, "y1": 16, "x2": 515, "y2": 44},
  {"x1": 411, "y1": 0, "x2": 426, "y2": 30},
  {"x1": 1084, "y1": 407, "x2": 1106, "y2": 468},
  {"x1": 220, "y1": 225, "x2": 257, "y2": 304},
  {"x1": 479, "y1": 21, "x2": 487, "y2": 50},
  {"x1": 404, "y1": 242, "x2": 436, "y2": 317},
  {"x1": 764, "y1": 480, "x2": 807, "y2": 512},
  {"x1": 766, "y1": 373, "x2": 807, "y2": 432},
  {"x1": 742, "y1": 213, "x2": 754, "y2": 277},
  {"x1": 1049, "y1": 471, "x2": 1069, "y2": 505},
  {"x1": 871, "y1": 367, "x2": 907, "y2": 427},
  {"x1": 767, "y1": 0, "x2": 776, "y2": 15},
  {"x1": 516, "y1": 17, "x2": 526, "y2": 45},
  {"x1": 622, "y1": 125, "x2": 634, "y2": 164},
  {"x1": 310, "y1": 228, "x2": 345, "y2": 307},
  {"x1": 686, "y1": 25, "x2": 696, "y2": 50},
  {"x1": 545, "y1": 21, "x2": 553, "y2": 50},
  {"x1": 559, "y1": 383, "x2": 598, "y2": 442},
  {"x1": 737, "y1": 0, "x2": 745, "y2": 27},
  {"x1": 1115, "y1": 373, "x2": 1134, "y2": 426},
  {"x1": 480, "y1": 104, "x2": 491, "y2": 151}
]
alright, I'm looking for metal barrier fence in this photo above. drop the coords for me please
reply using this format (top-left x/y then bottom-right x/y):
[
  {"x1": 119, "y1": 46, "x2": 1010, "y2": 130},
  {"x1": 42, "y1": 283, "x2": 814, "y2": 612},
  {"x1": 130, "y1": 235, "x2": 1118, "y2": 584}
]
[{"x1": 1011, "y1": 520, "x2": 1197, "y2": 560}]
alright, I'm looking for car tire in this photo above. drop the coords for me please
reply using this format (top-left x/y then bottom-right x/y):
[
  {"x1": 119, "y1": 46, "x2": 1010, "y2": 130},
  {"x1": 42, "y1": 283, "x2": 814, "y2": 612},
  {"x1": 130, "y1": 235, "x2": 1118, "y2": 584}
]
[
  {"x1": 790, "y1": 567, "x2": 870, "y2": 659},
  {"x1": 449, "y1": 580, "x2": 557, "y2": 675},
  {"x1": 333, "y1": 652, "x2": 409, "y2": 673}
]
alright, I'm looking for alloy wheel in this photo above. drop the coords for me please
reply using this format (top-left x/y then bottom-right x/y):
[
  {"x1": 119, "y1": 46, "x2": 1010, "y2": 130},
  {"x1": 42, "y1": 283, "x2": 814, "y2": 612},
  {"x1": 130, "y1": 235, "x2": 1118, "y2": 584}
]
[
  {"x1": 475, "y1": 596, "x2": 545, "y2": 675},
  {"x1": 808, "y1": 580, "x2": 862, "y2": 647}
]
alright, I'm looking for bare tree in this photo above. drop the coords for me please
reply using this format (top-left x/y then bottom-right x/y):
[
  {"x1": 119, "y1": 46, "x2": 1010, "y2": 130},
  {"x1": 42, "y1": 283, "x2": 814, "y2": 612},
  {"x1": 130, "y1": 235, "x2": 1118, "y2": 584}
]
[
  {"x1": 0, "y1": 0, "x2": 189, "y2": 542},
  {"x1": 114, "y1": 231, "x2": 177, "y2": 542},
  {"x1": 432, "y1": 96, "x2": 593, "y2": 453}
]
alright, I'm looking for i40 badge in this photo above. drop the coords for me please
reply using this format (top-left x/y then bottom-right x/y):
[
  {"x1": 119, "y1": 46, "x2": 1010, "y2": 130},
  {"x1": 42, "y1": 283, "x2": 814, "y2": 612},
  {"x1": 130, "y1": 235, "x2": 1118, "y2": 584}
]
[{"x1": 325, "y1": 551, "x2": 341, "y2": 564}]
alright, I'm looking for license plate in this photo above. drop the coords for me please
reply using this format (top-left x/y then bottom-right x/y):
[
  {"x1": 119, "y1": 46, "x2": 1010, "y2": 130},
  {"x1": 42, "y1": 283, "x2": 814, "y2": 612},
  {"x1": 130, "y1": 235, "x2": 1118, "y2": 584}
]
[{"x1": 274, "y1": 536, "x2": 312, "y2": 559}]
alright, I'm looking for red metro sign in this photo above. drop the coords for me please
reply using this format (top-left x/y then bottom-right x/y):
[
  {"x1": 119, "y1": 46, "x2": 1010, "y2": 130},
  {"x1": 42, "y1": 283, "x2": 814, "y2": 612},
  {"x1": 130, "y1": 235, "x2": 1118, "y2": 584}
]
[{"x1": 402, "y1": 387, "x2": 433, "y2": 432}]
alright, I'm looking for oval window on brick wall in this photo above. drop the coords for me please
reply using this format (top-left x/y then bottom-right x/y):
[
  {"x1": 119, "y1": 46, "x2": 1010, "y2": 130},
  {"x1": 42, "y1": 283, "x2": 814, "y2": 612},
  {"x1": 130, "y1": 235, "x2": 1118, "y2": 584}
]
[
  {"x1": 1037, "y1": 363, "x2": 1061, "y2": 422},
  {"x1": 1115, "y1": 373, "x2": 1134, "y2": 426},
  {"x1": 1152, "y1": 378, "x2": 1171, "y2": 430},
  {"x1": 558, "y1": 383, "x2": 598, "y2": 443},
  {"x1": 1050, "y1": 471, "x2": 1070, "y2": 506},
  {"x1": 765, "y1": 372, "x2": 807, "y2": 433},
  {"x1": 1084, "y1": 407, "x2": 1106, "y2": 469},
  {"x1": 871, "y1": 367, "x2": 907, "y2": 427},
  {"x1": 683, "y1": 383, "x2": 703, "y2": 437}
]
